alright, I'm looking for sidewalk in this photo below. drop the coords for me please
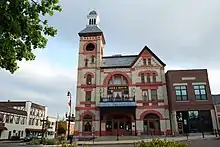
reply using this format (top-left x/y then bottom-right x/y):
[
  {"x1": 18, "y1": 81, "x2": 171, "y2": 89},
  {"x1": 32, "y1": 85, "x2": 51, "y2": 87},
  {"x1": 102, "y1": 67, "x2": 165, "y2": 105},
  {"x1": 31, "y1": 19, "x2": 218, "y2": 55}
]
[{"x1": 76, "y1": 135, "x2": 217, "y2": 145}]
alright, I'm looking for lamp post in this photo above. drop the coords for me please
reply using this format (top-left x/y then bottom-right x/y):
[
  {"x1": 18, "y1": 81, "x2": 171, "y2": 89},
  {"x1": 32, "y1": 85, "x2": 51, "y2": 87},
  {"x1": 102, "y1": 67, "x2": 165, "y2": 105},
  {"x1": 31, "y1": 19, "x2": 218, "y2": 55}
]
[{"x1": 67, "y1": 91, "x2": 72, "y2": 140}]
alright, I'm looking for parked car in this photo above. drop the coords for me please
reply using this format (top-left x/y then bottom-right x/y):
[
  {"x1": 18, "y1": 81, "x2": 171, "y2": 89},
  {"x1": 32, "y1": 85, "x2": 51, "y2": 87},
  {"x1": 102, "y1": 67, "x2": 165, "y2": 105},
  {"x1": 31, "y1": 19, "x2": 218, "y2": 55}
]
[{"x1": 24, "y1": 135, "x2": 39, "y2": 142}]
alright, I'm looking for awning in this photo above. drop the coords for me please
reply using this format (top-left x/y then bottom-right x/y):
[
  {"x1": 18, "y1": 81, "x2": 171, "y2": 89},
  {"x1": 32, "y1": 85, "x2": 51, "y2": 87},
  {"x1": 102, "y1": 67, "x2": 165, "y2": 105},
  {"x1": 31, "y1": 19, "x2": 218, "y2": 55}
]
[
  {"x1": 25, "y1": 128, "x2": 46, "y2": 132},
  {"x1": 0, "y1": 126, "x2": 8, "y2": 131}
]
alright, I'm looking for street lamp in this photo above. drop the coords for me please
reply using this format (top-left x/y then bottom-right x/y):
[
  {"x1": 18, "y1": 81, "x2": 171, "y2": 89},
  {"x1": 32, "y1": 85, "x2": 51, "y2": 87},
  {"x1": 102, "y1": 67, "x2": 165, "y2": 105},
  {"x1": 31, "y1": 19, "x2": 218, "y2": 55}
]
[{"x1": 67, "y1": 91, "x2": 72, "y2": 140}]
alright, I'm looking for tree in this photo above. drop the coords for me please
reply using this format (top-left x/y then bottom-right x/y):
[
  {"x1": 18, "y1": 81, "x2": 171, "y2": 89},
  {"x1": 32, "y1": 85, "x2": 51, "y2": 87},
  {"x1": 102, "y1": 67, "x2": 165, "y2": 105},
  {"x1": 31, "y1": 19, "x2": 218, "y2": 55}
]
[
  {"x1": 0, "y1": 0, "x2": 62, "y2": 73},
  {"x1": 57, "y1": 120, "x2": 67, "y2": 135}
]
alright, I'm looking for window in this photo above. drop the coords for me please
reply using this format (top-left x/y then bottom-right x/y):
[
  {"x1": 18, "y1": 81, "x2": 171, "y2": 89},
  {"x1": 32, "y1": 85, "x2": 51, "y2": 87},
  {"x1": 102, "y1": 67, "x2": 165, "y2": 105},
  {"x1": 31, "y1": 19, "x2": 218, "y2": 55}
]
[
  {"x1": 15, "y1": 117, "x2": 20, "y2": 124},
  {"x1": 21, "y1": 131, "x2": 23, "y2": 137},
  {"x1": 86, "y1": 43, "x2": 95, "y2": 51},
  {"x1": 86, "y1": 74, "x2": 92, "y2": 85},
  {"x1": 0, "y1": 114, "x2": 3, "y2": 122},
  {"x1": 175, "y1": 85, "x2": 188, "y2": 101},
  {"x1": 147, "y1": 74, "x2": 151, "y2": 83},
  {"x1": 21, "y1": 118, "x2": 25, "y2": 125},
  {"x1": 143, "y1": 59, "x2": 146, "y2": 65},
  {"x1": 89, "y1": 19, "x2": 92, "y2": 25},
  {"x1": 151, "y1": 89, "x2": 157, "y2": 101},
  {"x1": 108, "y1": 74, "x2": 128, "y2": 85},
  {"x1": 36, "y1": 119, "x2": 39, "y2": 126},
  {"x1": 85, "y1": 91, "x2": 91, "y2": 101},
  {"x1": 9, "y1": 116, "x2": 13, "y2": 123},
  {"x1": 193, "y1": 85, "x2": 207, "y2": 100},
  {"x1": 91, "y1": 56, "x2": 95, "y2": 63},
  {"x1": 142, "y1": 90, "x2": 148, "y2": 101},
  {"x1": 83, "y1": 115, "x2": 92, "y2": 132},
  {"x1": 29, "y1": 118, "x2": 32, "y2": 125},
  {"x1": 32, "y1": 119, "x2": 35, "y2": 125},
  {"x1": 148, "y1": 58, "x2": 151, "y2": 65},
  {"x1": 5, "y1": 115, "x2": 9, "y2": 123},
  {"x1": 85, "y1": 59, "x2": 88, "y2": 67},
  {"x1": 152, "y1": 73, "x2": 156, "y2": 83},
  {"x1": 141, "y1": 73, "x2": 145, "y2": 83}
]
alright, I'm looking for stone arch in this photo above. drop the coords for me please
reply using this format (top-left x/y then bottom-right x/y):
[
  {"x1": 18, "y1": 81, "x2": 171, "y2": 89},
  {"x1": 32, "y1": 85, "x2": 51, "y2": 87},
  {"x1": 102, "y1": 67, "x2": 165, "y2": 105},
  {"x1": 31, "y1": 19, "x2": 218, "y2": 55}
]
[
  {"x1": 84, "y1": 72, "x2": 95, "y2": 78},
  {"x1": 140, "y1": 110, "x2": 164, "y2": 120},
  {"x1": 80, "y1": 111, "x2": 95, "y2": 120},
  {"x1": 103, "y1": 71, "x2": 132, "y2": 85},
  {"x1": 138, "y1": 71, "x2": 158, "y2": 76}
]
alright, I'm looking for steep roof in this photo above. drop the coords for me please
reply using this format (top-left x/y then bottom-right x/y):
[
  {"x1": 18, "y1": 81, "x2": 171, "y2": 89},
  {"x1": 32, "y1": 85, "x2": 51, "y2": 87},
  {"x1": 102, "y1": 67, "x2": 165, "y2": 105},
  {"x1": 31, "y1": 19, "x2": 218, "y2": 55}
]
[
  {"x1": 101, "y1": 55, "x2": 137, "y2": 68},
  {"x1": 100, "y1": 46, "x2": 166, "y2": 68},
  {"x1": 78, "y1": 26, "x2": 103, "y2": 36}
]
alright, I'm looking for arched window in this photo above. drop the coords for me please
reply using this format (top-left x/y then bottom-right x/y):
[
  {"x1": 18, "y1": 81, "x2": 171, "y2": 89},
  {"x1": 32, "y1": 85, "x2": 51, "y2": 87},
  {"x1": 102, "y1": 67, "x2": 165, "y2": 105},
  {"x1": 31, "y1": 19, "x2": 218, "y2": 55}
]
[
  {"x1": 108, "y1": 74, "x2": 128, "y2": 85},
  {"x1": 83, "y1": 115, "x2": 92, "y2": 132},
  {"x1": 147, "y1": 73, "x2": 151, "y2": 83},
  {"x1": 86, "y1": 74, "x2": 92, "y2": 85},
  {"x1": 152, "y1": 73, "x2": 156, "y2": 83},
  {"x1": 85, "y1": 59, "x2": 88, "y2": 67},
  {"x1": 91, "y1": 56, "x2": 95, "y2": 63},
  {"x1": 141, "y1": 73, "x2": 145, "y2": 83}
]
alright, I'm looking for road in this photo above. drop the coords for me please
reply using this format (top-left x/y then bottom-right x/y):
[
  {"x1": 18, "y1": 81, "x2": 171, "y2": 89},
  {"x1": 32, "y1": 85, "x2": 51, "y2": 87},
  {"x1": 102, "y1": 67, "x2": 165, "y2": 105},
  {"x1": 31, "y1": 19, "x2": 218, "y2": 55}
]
[{"x1": 0, "y1": 138, "x2": 220, "y2": 147}]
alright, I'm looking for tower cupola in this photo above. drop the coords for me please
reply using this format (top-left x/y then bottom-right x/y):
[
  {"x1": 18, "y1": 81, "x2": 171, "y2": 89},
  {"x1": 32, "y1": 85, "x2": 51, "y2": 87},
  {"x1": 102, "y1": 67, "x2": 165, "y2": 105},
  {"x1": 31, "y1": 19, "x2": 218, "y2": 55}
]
[{"x1": 87, "y1": 10, "x2": 100, "y2": 26}]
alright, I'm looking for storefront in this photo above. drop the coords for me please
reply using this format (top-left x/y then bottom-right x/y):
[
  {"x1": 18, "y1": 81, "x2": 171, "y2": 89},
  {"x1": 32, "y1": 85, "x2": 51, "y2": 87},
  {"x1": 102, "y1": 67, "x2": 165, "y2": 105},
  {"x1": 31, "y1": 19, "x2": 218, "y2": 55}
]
[{"x1": 176, "y1": 110, "x2": 213, "y2": 134}]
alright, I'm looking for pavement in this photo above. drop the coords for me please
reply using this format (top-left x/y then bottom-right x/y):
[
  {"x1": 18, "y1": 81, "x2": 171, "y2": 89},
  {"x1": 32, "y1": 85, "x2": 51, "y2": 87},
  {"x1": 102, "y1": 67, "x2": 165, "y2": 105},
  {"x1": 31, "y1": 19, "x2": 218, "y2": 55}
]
[
  {"x1": 76, "y1": 134, "x2": 216, "y2": 145},
  {"x1": 0, "y1": 135, "x2": 219, "y2": 147}
]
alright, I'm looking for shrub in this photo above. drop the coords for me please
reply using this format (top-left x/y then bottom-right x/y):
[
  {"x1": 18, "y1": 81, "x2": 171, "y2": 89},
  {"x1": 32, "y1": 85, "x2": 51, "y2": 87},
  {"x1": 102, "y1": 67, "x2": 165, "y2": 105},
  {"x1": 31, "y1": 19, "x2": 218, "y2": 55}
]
[
  {"x1": 26, "y1": 139, "x2": 41, "y2": 145},
  {"x1": 134, "y1": 138, "x2": 188, "y2": 147},
  {"x1": 44, "y1": 138, "x2": 59, "y2": 145},
  {"x1": 56, "y1": 136, "x2": 66, "y2": 144},
  {"x1": 61, "y1": 143, "x2": 88, "y2": 147}
]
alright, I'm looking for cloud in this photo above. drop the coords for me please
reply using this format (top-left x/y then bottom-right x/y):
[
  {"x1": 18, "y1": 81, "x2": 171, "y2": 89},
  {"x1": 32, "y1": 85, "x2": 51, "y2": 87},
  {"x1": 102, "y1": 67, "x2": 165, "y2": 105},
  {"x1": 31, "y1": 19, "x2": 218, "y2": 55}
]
[{"x1": 0, "y1": 57, "x2": 76, "y2": 117}]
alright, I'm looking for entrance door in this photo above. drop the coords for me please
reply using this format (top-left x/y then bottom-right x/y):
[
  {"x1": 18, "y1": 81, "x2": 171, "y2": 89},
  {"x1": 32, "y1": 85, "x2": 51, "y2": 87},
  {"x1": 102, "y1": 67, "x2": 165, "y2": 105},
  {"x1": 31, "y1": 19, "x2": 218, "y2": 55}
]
[{"x1": 107, "y1": 115, "x2": 132, "y2": 136}]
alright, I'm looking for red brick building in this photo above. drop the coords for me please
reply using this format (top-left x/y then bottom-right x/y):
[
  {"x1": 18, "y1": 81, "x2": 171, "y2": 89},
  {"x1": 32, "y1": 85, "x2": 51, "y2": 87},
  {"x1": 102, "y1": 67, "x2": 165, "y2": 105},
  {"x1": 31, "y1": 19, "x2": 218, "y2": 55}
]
[{"x1": 166, "y1": 69, "x2": 217, "y2": 135}]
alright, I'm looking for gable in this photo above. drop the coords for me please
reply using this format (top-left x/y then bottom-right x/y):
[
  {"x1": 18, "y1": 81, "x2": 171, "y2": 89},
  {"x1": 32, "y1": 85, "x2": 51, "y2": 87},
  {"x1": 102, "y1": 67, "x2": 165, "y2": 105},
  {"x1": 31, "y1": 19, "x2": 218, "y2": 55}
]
[{"x1": 131, "y1": 46, "x2": 166, "y2": 67}]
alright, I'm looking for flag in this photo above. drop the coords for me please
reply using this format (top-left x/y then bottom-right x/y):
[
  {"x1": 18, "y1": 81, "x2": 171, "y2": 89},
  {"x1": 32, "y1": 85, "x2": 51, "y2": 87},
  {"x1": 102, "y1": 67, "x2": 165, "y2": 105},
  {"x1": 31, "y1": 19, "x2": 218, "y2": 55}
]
[{"x1": 67, "y1": 91, "x2": 71, "y2": 116}]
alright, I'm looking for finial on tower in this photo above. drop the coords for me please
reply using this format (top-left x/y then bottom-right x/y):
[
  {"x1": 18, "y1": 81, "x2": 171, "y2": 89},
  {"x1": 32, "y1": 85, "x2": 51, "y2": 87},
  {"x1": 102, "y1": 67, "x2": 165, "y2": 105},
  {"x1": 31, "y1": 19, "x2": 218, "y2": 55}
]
[{"x1": 87, "y1": 10, "x2": 100, "y2": 26}]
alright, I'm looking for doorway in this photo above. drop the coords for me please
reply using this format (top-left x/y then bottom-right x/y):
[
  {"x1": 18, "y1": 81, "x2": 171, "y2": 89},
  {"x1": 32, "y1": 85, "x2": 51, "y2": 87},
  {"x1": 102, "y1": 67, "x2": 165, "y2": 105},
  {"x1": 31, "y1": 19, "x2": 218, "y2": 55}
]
[
  {"x1": 143, "y1": 113, "x2": 161, "y2": 135},
  {"x1": 106, "y1": 115, "x2": 132, "y2": 136}
]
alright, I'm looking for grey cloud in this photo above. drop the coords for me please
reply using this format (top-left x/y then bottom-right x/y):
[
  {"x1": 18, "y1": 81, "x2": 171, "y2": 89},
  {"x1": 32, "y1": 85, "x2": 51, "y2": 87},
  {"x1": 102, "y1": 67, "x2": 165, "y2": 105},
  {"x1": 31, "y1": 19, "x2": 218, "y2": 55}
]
[
  {"x1": 47, "y1": 0, "x2": 220, "y2": 68},
  {"x1": 0, "y1": 70, "x2": 76, "y2": 117}
]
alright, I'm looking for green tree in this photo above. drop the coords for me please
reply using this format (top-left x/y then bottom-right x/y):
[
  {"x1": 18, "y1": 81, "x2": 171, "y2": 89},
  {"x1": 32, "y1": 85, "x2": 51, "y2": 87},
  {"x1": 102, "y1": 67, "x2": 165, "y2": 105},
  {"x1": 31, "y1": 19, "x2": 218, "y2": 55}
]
[
  {"x1": 0, "y1": 0, "x2": 62, "y2": 73},
  {"x1": 57, "y1": 120, "x2": 67, "y2": 135}
]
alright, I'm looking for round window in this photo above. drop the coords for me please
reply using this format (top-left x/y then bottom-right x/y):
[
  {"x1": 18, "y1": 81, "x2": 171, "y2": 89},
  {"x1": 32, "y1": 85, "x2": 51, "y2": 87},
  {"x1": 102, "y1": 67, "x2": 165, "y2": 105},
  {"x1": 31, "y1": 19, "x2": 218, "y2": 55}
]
[{"x1": 86, "y1": 43, "x2": 95, "y2": 51}]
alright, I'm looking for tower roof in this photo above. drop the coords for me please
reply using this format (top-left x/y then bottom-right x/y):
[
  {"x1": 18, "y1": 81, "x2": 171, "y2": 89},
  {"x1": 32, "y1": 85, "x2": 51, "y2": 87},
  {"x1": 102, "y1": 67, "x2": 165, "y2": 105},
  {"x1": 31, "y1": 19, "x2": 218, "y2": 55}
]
[
  {"x1": 78, "y1": 10, "x2": 105, "y2": 44},
  {"x1": 89, "y1": 10, "x2": 97, "y2": 15}
]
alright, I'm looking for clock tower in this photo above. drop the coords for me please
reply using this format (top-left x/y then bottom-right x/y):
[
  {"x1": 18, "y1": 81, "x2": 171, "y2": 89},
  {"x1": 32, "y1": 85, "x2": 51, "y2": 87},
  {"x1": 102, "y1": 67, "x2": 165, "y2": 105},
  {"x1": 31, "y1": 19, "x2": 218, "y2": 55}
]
[{"x1": 75, "y1": 10, "x2": 105, "y2": 136}]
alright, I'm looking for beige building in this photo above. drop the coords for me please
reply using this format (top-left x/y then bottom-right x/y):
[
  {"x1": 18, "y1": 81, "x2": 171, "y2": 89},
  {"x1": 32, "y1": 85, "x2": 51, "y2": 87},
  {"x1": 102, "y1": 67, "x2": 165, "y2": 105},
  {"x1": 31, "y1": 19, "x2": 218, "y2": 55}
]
[{"x1": 74, "y1": 10, "x2": 170, "y2": 136}]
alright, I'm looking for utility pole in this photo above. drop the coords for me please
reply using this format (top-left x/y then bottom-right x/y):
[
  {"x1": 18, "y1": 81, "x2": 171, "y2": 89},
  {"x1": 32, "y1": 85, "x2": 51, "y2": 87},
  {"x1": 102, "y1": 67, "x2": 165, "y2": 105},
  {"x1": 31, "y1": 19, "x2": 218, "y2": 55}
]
[{"x1": 55, "y1": 113, "x2": 59, "y2": 137}]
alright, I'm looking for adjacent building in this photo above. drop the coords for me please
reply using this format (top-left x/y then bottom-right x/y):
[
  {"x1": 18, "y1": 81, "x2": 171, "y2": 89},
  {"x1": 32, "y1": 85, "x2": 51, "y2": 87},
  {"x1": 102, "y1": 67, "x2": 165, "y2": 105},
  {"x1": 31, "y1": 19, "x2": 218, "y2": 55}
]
[
  {"x1": 166, "y1": 69, "x2": 217, "y2": 135},
  {"x1": 0, "y1": 101, "x2": 48, "y2": 140},
  {"x1": 212, "y1": 94, "x2": 220, "y2": 129},
  {"x1": 75, "y1": 10, "x2": 170, "y2": 136},
  {"x1": 46, "y1": 116, "x2": 57, "y2": 139}
]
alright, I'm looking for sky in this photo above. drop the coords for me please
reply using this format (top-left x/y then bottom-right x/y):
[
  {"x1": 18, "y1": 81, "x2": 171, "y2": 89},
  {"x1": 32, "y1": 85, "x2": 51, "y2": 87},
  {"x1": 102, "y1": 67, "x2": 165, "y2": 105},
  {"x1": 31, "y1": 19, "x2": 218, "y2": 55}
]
[{"x1": 1, "y1": 0, "x2": 220, "y2": 117}]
